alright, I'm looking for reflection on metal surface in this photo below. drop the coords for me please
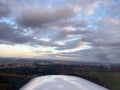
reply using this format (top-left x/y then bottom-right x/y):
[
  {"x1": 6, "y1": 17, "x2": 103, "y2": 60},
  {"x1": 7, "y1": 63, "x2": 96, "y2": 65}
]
[{"x1": 20, "y1": 75, "x2": 109, "y2": 90}]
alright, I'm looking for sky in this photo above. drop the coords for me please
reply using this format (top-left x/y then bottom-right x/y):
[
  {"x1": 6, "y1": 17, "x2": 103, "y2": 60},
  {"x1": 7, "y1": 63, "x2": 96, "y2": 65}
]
[{"x1": 0, "y1": 0, "x2": 120, "y2": 63}]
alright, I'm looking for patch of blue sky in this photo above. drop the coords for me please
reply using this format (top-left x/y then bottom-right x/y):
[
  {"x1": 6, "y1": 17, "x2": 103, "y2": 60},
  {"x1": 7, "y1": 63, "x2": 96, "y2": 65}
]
[
  {"x1": 77, "y1": 27, "x2": 87, "y2": 31},
  {"x1": 64, "y1": 36, "x2": 81, "y2": 43},
  {"x1": 50, "y1": 0, "x2": 66, "y2": 6},
  {"x1": 73, "y1": 12, "x2": 82, "y2": 21},
  {"x1": 96, "y1": 3, "x2": 106, "y2": 19},
  {"x1": 88, "y1": 5, "x2": 106, "y2": 21},
  {"x1": 116, "y1": 14, "x2": 120, "y2": 18},
  {"x1": 80, "y1": 4, "x2": 106, "y2": 30},
  {"x1": 80, "y1": 13, "x2": 95, "y2": 23},
  {"x1": 39, "y1": 0, "x2": 49, "y2": 7},
  {"x1": 43, "y1": 31, "x2": 56, "y2": 41},
  {"x1": 104, "y1": 0, "x2": 120, "y2": 17},
  {"x1": 113, "y1": 0, "x2": 119, "y2": 3},
  {"x1": 87, "y1": 3, "x2": 105, "y2": 19},
  {"x1": 87, "y1": 24, "x2": 97, "y2": 29},
  {"x1": 38, "y1": 0, "x2": 67, "y2": 9},
  {"x1": 0, "y1": 17, "x2": 15, "y2": 25},
  {"x1": 40, "y1": 37, "x2": 51, "y2": 42}
]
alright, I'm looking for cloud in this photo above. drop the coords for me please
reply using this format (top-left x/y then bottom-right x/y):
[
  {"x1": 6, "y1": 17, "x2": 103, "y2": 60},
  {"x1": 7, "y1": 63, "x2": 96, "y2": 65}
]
[
  {"x1": 0, "y1": 1, "x2": 10, "y2": 18},
  {"x1": 82, "y1": 29, "x2": 120, "y2": 47},
  {"x1": 0, "y1": 22, "x2": 32, "y2": 44},
  {"x1": 0, "y1": 0, "x2": 120, "y2": 63},
  {"x1": 16, "y1": 6, "x2": 75, "y2": 28},
  {"x1": 56, "y1": 39, "x2": 84, "y2": 50}
]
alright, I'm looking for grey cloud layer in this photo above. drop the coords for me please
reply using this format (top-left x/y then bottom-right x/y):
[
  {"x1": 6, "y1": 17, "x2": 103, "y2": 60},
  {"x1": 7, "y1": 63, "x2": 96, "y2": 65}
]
[
  {"x1": 0, "y1": 1, "x2": 10, "y2": 18},
  {"x1": 0, "y1": 0, "x2": 120, "y2": 63},
  {"x1": 16, "y1": 7, "x2": 75, "y2": 28},
  {"x1": 0, "y1": 22, "x2": 32, "y2": 44}
]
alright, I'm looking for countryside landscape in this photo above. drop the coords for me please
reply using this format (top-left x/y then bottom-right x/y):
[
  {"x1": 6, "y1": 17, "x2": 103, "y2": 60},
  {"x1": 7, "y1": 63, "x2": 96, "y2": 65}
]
[{"x1": 0, "y1": 58, "x2": 119, "y2": 90}]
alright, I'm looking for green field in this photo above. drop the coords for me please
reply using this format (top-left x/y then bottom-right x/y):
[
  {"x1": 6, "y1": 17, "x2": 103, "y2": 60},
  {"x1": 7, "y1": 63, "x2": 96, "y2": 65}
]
[{"x1": 92, "y1": 72, "x2": 120, "y2": 90}]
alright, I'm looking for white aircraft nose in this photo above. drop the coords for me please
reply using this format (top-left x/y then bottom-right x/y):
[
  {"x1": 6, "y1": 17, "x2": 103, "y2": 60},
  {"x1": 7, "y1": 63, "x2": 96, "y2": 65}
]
[{"x1": 20, "y1": 75, "x2": 109, "y2": 90}]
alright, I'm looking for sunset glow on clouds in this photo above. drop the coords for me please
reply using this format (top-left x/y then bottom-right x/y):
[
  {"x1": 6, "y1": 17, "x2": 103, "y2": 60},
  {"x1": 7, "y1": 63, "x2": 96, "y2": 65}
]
[{"x1": 0, "y1": 0, "x2": 120, "y2": 63}]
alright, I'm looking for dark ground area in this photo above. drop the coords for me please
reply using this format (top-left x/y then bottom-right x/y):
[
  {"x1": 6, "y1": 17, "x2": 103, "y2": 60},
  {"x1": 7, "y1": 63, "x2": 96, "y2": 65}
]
[{"x1": 0, "y1": 59, "x2": 120, "y2": 90}]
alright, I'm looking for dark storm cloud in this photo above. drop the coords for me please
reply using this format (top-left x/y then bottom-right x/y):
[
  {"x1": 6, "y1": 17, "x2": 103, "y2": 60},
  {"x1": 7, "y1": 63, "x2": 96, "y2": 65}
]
[
  {"x1": 0, "y1": 22, "x2": 32, "y2": 44},
  {"x1": 0, "y1": 1, "x2": 10, "y2": 18},
  {"x1": 16, "y1": 7, "x2": 75, "y2": 28}
]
